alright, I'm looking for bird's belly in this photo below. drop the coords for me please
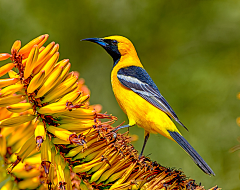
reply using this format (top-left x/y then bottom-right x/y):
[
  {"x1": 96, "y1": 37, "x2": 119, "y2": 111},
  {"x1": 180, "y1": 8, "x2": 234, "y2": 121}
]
[{"x1": 112, "y1": 84, "x2": 177, "y2": 140}]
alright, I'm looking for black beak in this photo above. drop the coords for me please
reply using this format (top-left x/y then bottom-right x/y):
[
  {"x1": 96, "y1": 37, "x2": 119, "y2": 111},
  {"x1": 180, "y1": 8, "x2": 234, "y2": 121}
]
[
  {"x1": 81, "y1": 38, "x2": 107, "y2": 47},
  {"x1": 81, "y1": 37, "x2": 121, "y2": 63}
]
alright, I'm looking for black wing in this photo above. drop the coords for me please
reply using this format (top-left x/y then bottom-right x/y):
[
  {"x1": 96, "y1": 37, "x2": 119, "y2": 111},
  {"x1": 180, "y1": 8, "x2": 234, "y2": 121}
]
[{"x1": 117, "y1": 66, "x2": 188, "y2": 131}]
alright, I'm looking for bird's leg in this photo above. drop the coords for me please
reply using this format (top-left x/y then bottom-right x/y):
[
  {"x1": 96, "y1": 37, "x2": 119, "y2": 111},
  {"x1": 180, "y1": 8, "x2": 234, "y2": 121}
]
[
  {"x1": 139, "y1": 132, "x2": 150, "y2": 159},
  {"x1": 112, "y1": 124, "x2": 134, "y2": 139},
  {"x1": 112, "y1": 124, "x2": 132, "y2": 132}
]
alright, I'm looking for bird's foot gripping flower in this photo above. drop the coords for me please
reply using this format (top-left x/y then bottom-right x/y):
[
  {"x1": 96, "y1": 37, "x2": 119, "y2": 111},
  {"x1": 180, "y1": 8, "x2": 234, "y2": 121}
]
[{"x1": 0, "y1": 35, "x2": 219, "y2": 190}]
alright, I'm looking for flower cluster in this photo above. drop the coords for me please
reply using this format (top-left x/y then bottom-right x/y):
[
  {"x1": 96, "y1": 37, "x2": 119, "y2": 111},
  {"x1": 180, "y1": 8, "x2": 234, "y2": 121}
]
[{"x1": 0, "y1": 35, "x2": 219, "y2": 189}]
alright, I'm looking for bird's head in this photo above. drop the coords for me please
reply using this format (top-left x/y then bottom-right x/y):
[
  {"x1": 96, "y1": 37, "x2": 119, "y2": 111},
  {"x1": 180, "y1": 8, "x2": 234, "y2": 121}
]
[{"x1": 82, "y1": 35, "x2": 137, "y2": 65}]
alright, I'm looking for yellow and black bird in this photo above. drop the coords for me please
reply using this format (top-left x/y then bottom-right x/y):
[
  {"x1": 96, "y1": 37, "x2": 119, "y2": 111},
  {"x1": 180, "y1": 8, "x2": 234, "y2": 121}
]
[{"x1": 82, "y1": 36, "x2": 215, "y2": 176}]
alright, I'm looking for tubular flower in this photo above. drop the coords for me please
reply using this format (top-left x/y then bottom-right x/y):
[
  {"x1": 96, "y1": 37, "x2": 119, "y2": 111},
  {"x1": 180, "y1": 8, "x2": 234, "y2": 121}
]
[{"x1": 0, "y1": 35, "x2": 219, "y2": 190}]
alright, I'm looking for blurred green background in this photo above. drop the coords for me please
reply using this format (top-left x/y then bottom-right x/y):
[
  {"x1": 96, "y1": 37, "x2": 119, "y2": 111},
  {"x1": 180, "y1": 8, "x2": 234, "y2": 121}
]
[{"x1": 1, "y1": 0, "x2": 240, "y2": 189}]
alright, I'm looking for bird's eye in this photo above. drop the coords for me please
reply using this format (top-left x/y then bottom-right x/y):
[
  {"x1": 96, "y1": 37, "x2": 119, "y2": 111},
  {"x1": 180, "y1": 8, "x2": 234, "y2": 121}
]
[{"x1": 111, "y1": 40, "x2": 118, "y2": 46}]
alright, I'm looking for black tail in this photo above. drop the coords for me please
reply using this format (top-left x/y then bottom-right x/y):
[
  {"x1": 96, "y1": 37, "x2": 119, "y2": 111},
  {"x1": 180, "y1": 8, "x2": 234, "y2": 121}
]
[{"x1": 168, "y1": 131, "x2": 215, "y2": 176}]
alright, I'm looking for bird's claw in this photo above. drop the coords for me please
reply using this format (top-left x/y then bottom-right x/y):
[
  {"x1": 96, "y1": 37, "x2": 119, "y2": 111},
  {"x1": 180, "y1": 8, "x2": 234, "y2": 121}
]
[{"x1": 112, "y1": 131, "x2": 117, "y2": 139}]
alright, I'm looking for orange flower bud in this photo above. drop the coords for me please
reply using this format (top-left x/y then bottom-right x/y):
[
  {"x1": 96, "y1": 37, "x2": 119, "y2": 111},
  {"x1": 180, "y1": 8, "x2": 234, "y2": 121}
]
[
  {"x1": 11, "y1": 40, "x2": 21, "y2": 54},
  {"x1": 18, "y1": 34, "x2": 47, "y2": 59},
  {"x1": 0, "y1": 53, "x2": 11, "y2": 61},
  {"x1": 0, "y1": 62, "x2": 15, "y2": 77}
]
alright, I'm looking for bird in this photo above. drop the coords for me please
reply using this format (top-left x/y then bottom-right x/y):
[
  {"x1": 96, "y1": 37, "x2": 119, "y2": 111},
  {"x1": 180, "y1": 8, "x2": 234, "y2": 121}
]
[{"x1": 82, "y1": 35, "x2": 215, "y2": 176}]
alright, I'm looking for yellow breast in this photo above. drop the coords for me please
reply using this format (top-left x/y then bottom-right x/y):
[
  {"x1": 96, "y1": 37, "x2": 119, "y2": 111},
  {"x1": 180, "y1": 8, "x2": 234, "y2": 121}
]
[{"x1": 111, "y1": 57, "x2": 180, "y2": 140}]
